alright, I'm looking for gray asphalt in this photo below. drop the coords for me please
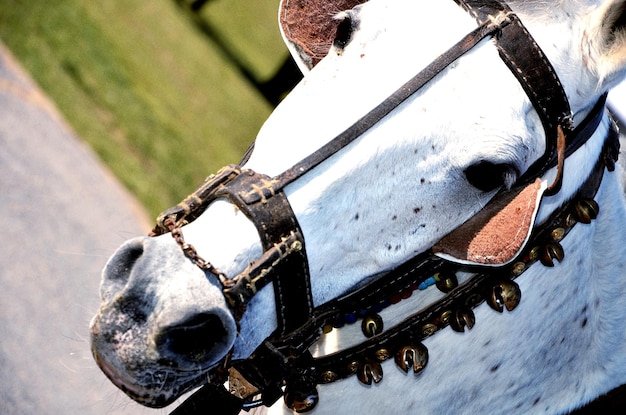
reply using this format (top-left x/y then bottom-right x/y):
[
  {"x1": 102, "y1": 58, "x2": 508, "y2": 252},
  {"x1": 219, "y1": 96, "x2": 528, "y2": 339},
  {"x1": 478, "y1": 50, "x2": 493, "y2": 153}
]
[{"x1": 0, "y1": 42, "x2": 164, "y2": 414}]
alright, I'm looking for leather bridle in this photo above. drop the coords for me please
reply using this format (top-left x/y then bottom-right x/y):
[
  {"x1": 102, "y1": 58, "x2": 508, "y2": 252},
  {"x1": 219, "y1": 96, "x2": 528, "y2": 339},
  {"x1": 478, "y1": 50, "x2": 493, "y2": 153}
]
[{"x1": 149, "y1": 1, "x2": 620, "y2": 413}]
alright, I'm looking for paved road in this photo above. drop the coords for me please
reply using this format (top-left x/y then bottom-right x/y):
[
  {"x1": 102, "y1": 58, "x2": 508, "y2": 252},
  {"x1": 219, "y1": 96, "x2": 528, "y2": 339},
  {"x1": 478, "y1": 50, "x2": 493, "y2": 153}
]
[{"x1": 0, "y1": 42, "x2": 163, "y2": 414}]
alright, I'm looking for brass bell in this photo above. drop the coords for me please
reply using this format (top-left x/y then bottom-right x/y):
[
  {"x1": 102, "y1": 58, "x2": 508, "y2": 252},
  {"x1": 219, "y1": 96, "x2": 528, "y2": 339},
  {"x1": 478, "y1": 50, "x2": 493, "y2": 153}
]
[
  {"x1": 228, "y1": 368, "x2": 260, "y2": 399},
  {"x1": 394, "y1": 342, "x2": 428, "y2": 374},
  {"x1": 486, "y1": 280, "x2": 521, "y2": 312},
  {"x1": 539, "y1": 241, "x2": 564, "y2": 267},
  {"x1": 511, "y1": 262, "x2": 526, "y2": 276},
  {"x1": 284, "y1": 386, "x2": 319, "y2": 413},
  {"x1": 421, "y1": 323, "x2": 438, "y2": 336},
  {"x1": 551, "y1": 227, "x2": 565, "y2": 242},
  {"x1": 449, "y1": 308, "x2": 476, "y2": 332},
  {"x1": 572, "y1": 199, "x2": 599, "y2": 224},
  {"x1": 347, "y1": 361, "x2": 359, "y2": 374},
  {"x1": 435, "y1": 270, "x2": 458, "y2": 293},
  {"x1": 320, "y1": 370, "x2": 338, "y2": 384},
  {"x1": 357, "y1": 358, "x2": 384, "y2": 385},
  {"x1": 361, "y1": 314, "x2": 384, "y2": 338},
  {"x1": 375, "y1": 348, "x2": 392, "y2": 362}
]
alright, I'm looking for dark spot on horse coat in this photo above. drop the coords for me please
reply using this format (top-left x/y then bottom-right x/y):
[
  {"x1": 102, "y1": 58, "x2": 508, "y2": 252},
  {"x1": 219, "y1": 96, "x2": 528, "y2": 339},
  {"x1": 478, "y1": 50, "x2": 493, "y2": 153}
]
[
  {"x1": 409, "y1": 224, "x2": 425, "y2": 235},
  {"x1": 580, "y1": 305, "x2": 589, "y2": 328},
  {"x1": 490, "y1": 363, "x2": 501, "y2": 372}
]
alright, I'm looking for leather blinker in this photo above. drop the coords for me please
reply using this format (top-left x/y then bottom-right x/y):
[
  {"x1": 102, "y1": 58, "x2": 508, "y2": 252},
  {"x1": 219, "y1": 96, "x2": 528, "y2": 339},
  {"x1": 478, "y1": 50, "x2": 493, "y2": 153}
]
[{"x1": 433, "y1": 178, "x2": 547, "y2": 265}]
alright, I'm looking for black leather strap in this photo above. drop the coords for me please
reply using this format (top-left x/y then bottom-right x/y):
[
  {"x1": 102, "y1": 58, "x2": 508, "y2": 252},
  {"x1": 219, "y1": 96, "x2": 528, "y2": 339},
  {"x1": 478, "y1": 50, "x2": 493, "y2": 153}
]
[
  {"x1": 455, "y1": 0, "x2": 574, "y2": 184},
  {"x1": 268, "y1": 16, "x2": 509, "y2": 194},
  {"x1": 163, "y1": 1, "x2": 613, "y2": 412},
  {"x1": 302, "y1": 121, "x2": 617, "y2": 385},
  {"x1": 169, "y1": 384, "x2": 243, "y2": 415},
  {"x1": 212, "y1": 170, "x2": 314, "y2": 336},
  {"x1": 569, "y1": 383, "x2": 626, "y2": 414},
  {"x1": 213, "y1": 171, "x2": 297, "y2": 247}
]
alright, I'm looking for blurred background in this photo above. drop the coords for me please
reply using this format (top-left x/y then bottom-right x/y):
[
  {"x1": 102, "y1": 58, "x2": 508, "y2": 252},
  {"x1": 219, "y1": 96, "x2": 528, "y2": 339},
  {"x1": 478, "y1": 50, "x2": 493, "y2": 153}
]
[
  {"x1": 0, "y1": 0, "x2": 302, "y2": 218},
  {"x1": 0, "y1": 1, "x2": 625, "y2": 414},
  {"x1": 0, "y1": 0, "x2": 300, "y2": 413}
]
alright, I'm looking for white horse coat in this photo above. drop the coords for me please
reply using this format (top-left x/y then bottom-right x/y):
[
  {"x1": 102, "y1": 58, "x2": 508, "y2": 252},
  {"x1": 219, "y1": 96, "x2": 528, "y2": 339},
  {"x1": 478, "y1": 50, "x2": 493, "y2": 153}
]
[{"x1": 91, "y1": 1, "x2": 626, "y2": 414}]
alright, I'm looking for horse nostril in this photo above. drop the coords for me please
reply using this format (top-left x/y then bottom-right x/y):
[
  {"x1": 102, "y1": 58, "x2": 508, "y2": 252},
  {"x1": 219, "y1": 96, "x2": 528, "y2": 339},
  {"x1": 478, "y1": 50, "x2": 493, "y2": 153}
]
[
  {"x1": 156, "y1": 313, "x2": 227, "y2": 363},
  {"x1": 104, "y1": 239, "x2": 144, "y2": 282},
  {"x1": 101, "y1": 239, "x2": 146, "y2": 301}
]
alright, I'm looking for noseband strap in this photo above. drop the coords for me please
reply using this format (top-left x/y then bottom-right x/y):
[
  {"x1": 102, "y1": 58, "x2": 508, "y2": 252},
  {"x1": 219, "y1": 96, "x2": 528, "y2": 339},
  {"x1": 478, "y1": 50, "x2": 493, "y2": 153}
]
[
  {"x1": 152, "y1": 166, "x2": 314, "y2": 336},
  {"x1": 151, "y1": 0, "x2": 616, "y2": 412},
  {"x1": 153, "y1": 0, "x2": 511, "y2": 337}
]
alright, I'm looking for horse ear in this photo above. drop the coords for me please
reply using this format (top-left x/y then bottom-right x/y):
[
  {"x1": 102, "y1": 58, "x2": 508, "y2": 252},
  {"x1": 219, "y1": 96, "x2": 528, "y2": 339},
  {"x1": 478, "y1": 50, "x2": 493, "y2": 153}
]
[
  {"x1": 279, "y1": 0, "x2": 367, "y2": 73},
  {"x1": 588, "y1": 0, "x2": 626, "y2": 90}
]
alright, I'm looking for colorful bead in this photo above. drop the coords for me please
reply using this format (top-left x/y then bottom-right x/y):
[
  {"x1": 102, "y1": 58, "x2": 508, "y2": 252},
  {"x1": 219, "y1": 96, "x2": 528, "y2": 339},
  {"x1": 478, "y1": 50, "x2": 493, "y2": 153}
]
[{"x1": 418, "y1": 276, "x2": 437, "y2": 290}]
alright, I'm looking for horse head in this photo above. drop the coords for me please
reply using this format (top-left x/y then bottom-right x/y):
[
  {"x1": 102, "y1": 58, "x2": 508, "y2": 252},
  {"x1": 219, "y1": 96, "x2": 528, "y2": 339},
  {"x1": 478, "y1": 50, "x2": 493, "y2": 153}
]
[{"x1": 91, "y1": 0, "x2": 626, "y2": 413}]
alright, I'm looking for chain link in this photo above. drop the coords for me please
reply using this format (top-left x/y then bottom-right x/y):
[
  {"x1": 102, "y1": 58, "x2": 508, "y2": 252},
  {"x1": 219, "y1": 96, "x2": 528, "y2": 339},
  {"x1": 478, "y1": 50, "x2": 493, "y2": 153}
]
[{"x1": 161, "y1": 217, "x2": 229, "y2": 285}]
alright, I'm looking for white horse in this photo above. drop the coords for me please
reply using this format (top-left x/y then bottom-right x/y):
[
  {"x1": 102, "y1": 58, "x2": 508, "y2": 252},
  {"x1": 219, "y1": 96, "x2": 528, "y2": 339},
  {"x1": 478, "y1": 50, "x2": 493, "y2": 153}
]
[{"x1": 91, "y1": 0, "x2": 626, "y2": 414}]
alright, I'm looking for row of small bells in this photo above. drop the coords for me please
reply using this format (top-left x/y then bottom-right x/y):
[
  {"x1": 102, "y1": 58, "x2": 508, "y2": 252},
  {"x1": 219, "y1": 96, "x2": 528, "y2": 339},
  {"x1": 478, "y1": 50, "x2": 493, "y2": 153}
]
[
  {"x1": 282, "y1": 270, "x2": 520, "y2": 412},
  {"x1": 283, "y1": 198, "x2": 599, "y2": 412}
]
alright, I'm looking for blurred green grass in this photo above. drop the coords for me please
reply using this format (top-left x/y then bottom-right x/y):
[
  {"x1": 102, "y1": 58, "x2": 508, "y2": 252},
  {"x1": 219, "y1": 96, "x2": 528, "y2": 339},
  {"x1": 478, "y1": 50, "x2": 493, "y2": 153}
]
[{"x1": 0, "y1": 0, "x2": 287, "y2": 218}]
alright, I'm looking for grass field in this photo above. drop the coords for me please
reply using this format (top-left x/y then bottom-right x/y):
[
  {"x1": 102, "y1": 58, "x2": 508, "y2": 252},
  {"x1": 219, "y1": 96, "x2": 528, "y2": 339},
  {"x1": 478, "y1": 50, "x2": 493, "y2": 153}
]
[{"x1": 0, "y1": 0, "x2": 287, "y2": 217}]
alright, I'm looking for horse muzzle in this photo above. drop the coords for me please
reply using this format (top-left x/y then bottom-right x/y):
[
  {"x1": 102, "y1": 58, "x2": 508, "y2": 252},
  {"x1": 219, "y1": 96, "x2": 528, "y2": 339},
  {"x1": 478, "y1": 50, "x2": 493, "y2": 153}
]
[{"x1": 90, "y1": 236, "x2": 238, "y2": 407}]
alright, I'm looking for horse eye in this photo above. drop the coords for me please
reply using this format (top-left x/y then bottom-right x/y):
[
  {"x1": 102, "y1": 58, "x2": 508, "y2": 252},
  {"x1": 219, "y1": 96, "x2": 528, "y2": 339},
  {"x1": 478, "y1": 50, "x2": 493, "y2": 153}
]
[
  {"x1": 464, "y1": 161, "x2": 517, "y2": 192},
  {"x1": 333, "y1": 15, "x2": 355, "y2": 50}
]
